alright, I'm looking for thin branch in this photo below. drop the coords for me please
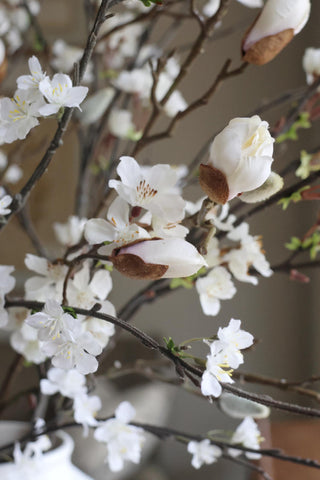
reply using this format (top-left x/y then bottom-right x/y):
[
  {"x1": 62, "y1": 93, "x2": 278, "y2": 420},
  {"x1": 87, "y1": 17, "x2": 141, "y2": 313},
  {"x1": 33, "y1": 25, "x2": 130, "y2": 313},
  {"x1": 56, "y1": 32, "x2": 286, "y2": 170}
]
[
  {"x1": 21, "y1": 0, "x2": 48, "y2": 52},
  {"x1": 0, "y1": 0, "x2": 116, "y2": 232},
  {"x1": 5, "y1": 298, "x2": 320, "y2": 419}
]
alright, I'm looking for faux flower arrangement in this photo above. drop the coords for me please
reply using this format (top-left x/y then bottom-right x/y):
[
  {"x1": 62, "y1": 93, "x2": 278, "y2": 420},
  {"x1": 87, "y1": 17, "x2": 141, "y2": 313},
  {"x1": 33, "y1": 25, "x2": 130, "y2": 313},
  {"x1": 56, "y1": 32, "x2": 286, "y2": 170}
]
[{"x1": 0, "y1": 0, "x2": 319, "y2": 479}]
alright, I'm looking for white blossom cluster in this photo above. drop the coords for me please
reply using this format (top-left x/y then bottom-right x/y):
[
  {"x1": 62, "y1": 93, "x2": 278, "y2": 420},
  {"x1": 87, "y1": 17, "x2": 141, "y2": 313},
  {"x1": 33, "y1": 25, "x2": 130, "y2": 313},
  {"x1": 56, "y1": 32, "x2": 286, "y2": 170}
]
[
  {"x1": 0, "y1": 0, "x2": 40, "y2": 55},
  {"x1": 0, "y1": 56, "x2": 88, "y2": 144},
  {"x1": 201, "y1": 318, "x2": 254, "y2": 398}
]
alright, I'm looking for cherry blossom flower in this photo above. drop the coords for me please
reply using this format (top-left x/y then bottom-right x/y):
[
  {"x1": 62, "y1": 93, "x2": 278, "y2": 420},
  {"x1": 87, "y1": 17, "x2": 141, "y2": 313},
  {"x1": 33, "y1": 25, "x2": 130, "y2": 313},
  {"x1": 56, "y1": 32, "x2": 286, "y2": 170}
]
[
  {"x1": 84, "y1": 317, "x2": 115, "y2": 349},
  {"x1": 40, "y1": 367, "x2": 87, "y2": 398},
  {"x1": 108, "y1": 109, "x2": 141, "y2": 140},
  {"x1": 79, "y1": 87, "x2": 114, "y2": 125},
  {"x1": 85, "y1": 196, "x2": 150, "y2": 252},
  {"x1": 51, "y1": 40, "x2": 93, "y2": 83},
  {"x1": 109, "y1": 156, "x2": 186, "y2": 222},
  {"x1": 187, "y1": 439, "x2": 222, "y2": 469},
  {"x1": 53, "y1": 215, "x2": 87, "y2": 246},
  {"x1": 24, "y1": 254, "x2": 68, "y2": 301},
  {"x1": 39, "y1": 74, "x2": 88, "y2": 116},
  {"x1": 0, "y1": 265, "x2": 15, "y2": 327},
  {"x1": 73, "y1": 393, "x2": 101, "y2": 437},
  {"x1": 10, "y1": 321, "x2": 46, "y2": 364},
  {"x1": 94, "y1": 401, "x2": 145, "y2": 472},
  {"x1": 43, "y1": 315, "x2": 102, "y2": 374},
  {"x1": 229, "y1": 417, "x2": 262, "y2": 459},
  {"x1": 0, "y1": 190, "x2": 12, "y2": 216},
  {"x1": 25, "y1": 299, "x2": 75, "y2": 341},
  {"x1": 225, "y1": 223, "x2": 273, "y2": 285},
  {"x1": 196, "y1": 266, "x2": 236, "y2": 316},
  {"x1": 201, "y1": 341, "x2": 234, "y2": 398},
  {"x1": 217, "y1": 319, "x2": 254, "y2": 369},
  {"x1": 303, "y1": 47, "x2": 320, "y2": 85},
  {"x1": 16, "y1": 56, "x2": 48, "y2": 101},
  {"x1": 0, "y1": 89, "x2": 44, "y2": 143}
]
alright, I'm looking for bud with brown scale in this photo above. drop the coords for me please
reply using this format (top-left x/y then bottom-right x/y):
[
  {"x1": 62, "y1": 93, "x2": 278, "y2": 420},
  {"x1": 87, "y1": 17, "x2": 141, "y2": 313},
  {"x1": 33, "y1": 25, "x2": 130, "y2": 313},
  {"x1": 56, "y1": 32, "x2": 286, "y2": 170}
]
[
  {"x1": 242, "y1": 0, "x2": 311, "y2": 66},
  {"x1": 110, "y1": 237, "x2": 207, "y2": 280}
]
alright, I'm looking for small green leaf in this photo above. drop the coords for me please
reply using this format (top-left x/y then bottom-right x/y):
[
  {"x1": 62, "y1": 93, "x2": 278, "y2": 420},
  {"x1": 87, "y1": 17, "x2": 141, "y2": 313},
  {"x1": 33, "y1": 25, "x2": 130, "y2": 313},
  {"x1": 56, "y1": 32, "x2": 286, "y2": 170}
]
[
  {"x1": 169, "y1": 267, "x2": 207, "y2": 290},
  {"x1": 276, "y1": 113, "x2": 311, "y2": 144},
  {"x1": 62, "y1": 306, "x2": 77, "y2": 318},
  {"x1": 139, "y1": 0, "x2": 162, "y2": 6},
  {"x1": 285, "y1": 236, "x2": 301, "y2": 251},
  {"x1": 278, "y1": 186, "x2": 310, "y2": 210}
]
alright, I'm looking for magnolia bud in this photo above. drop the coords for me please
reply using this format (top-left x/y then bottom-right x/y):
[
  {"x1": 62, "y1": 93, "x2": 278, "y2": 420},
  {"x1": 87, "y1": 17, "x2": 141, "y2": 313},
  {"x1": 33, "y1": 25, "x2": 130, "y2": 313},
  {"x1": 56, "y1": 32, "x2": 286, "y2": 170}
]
[
  {"x1": 111, "y1": 238, "x2": 207, "y2": 280},
  {"x1": 242, "y1": 0, "x2": 311, "y2": 65},
  {"x1": 199, "y1": 116, "x2": 274, "y2": 204}
]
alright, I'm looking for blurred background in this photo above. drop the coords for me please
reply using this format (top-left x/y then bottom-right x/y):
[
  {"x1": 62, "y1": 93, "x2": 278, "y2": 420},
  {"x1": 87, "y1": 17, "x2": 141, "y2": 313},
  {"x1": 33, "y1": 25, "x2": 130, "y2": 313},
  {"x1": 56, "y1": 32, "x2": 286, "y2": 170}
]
[{"x1": 0, "y1": 1, "x2": 320, "y2": 479}]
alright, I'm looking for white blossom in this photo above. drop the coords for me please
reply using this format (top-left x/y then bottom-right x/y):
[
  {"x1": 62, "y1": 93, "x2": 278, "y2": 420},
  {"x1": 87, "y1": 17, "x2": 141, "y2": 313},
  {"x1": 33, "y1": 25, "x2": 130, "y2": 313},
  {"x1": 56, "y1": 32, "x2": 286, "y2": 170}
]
[
  {"x1": 302, "y1": 47, "x2": 320, "y2": 85},
  {"x1": 85, "y1": 196, "x2": 150, "y2": 253},
  {"x1": 43, "y1": 315, "x2": 102, "y2": 374},
  {"x1": 229, "y1": 417, "x2": 262, "y2": 459},
  {"x1": 200, "y1": 116, "x2": 274, "y2": 203},
  {"x1": 109, "y1": 156, "x2": 186, "y2": 222},
  {"x1": 0, "y1": 190, "x2": 12, "y2": 216},
  {"x1": 217, "y1": 318, "x2": 254, "y2": 369},
  {"x1": 11, "y1": 322, "x2": 46, "y2": 364},
  {"x1": 94, "y1": 401, "x2": 145, "y2": 472},
  {"x1": 0, "y1": 89, "x2": 44, "y2": 143},
  {"x1": 112, "y1": 237, "x2": 207, "y2": 279},
  {"x1": 0, "y1": 265, "x2": 15, "y2": 327},
  {"x1": 243, "y1": 0, "x2": 311, "y2": 65},
  {"x1": 39, "y1": 74, "x2": 88, "y2": 116},
  {"x1": 51, "y1": 40, "x2": 93, "y2": 83},
  {"x1": 196, "y1": 266, "x2": 236, "y2": 316},
  {"x1": 40, "y1": 367, "x2": 87, "y2": 398},
  {"x1": 25, "y1": 299, "x2": 74, "y2": 341},
  {"x1": 79, "y1": 87, "x2": 114, "y2": 125},
  {"x1": 187, "y1": 439, "x2": 222, "y2": 469},
  {"x1": 53, "y1": 215, "x2": 87, "y2": 246},
  {"x1": 108, "y1": 109, "x2": 141, "y2": 140},
  {"x1": 16, "y1": 56, "x2": 47, "y2": 101},
  {"x1": 74, "y1": 393, "x2": 101, "y2": 436},
  {"x1": 24, "y1": 254, "x2": 68, "y2": 301},
  {"x1": 201, "y1": 341, "x2": 234, "y2": 398}
]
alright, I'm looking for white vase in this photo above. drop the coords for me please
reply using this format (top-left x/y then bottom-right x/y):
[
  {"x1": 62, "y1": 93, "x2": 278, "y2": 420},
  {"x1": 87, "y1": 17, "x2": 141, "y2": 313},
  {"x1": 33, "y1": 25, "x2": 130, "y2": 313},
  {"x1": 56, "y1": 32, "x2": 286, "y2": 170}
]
[{"x1": 0, "y1": 422, "x2": 93, "y2": 480}]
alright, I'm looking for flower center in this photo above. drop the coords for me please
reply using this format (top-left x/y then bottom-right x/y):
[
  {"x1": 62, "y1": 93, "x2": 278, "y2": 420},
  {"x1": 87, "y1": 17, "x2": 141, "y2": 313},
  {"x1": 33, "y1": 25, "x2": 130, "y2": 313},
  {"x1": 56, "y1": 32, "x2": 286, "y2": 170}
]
[{"x1": 136, "y1": 179, "x2": 157, "y2": 203}]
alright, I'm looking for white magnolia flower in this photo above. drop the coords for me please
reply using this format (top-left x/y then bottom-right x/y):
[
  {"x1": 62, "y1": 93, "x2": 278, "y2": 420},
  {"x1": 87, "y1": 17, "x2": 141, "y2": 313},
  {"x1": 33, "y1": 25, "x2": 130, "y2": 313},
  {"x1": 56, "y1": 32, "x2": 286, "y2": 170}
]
[
  {"x1": 43, "y1": 315, "x2": 102, "y2": 374},
  {"x1": 200, "y1": 116, "x2": 274, "y2": 204},
  {"x1": 16, "y1": 56, "x2": 47, "y2": 101},
  {"x1": 187, "y1": 439, "x2": 222, "y2": 469},
  {"x1": 217, "y1": 318, "x2": 254, "y2": 369},
  {"x1": 85, "y1": 196, "x2": 150, "y2": 253},
  {"x1": 74, "y1": 393, "x2": 101, "y2": 436},
  {"x1": 230, "y1": 416, "x2": 262, "y2": 459},
  {"x1": 40, "y1": 367, "x2": 87, "y2": 398},
  {"x1": 201, "y1": 341, "x2": 234, "y2": 398},
  {"x1": 39, "y1": 74, "x2": 88, "y2": 116},
  {"x1": 109, "y1": 156, "x2": 186, "y2": 222},
  {"x1": 225, "y1": 223, "x2": 273, "y2": 285},
  {"x1": 243, "y1": 0, "x2": 311, "y2": 65},
  {"x1": 53, "y1": 215, "x2": 87, "y2": 246},
  {"x1": 112, "y1": 237, "x2": 207, "y2": 279},
  {"x1": 24, "y1": 254, "x2": 68, "y2": 301},
  {"x1": 25, "y1": 298, "x2": 74, "y2": 341},
  {"x1": 94, "y1": 401, "x2": 145, "y2": 472},
  {"x1": 196, "y1": 266, "x2": 236, "y2": 316},
  {"x1": 0, "y1": 265, "x2": 15, "y2": 327},
  {"x1": 302, "y1": 47, "x2": 320, "y2": 85},
  {"x1": 0, "y1": 89, "x2": 44, "y2": 143}
]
